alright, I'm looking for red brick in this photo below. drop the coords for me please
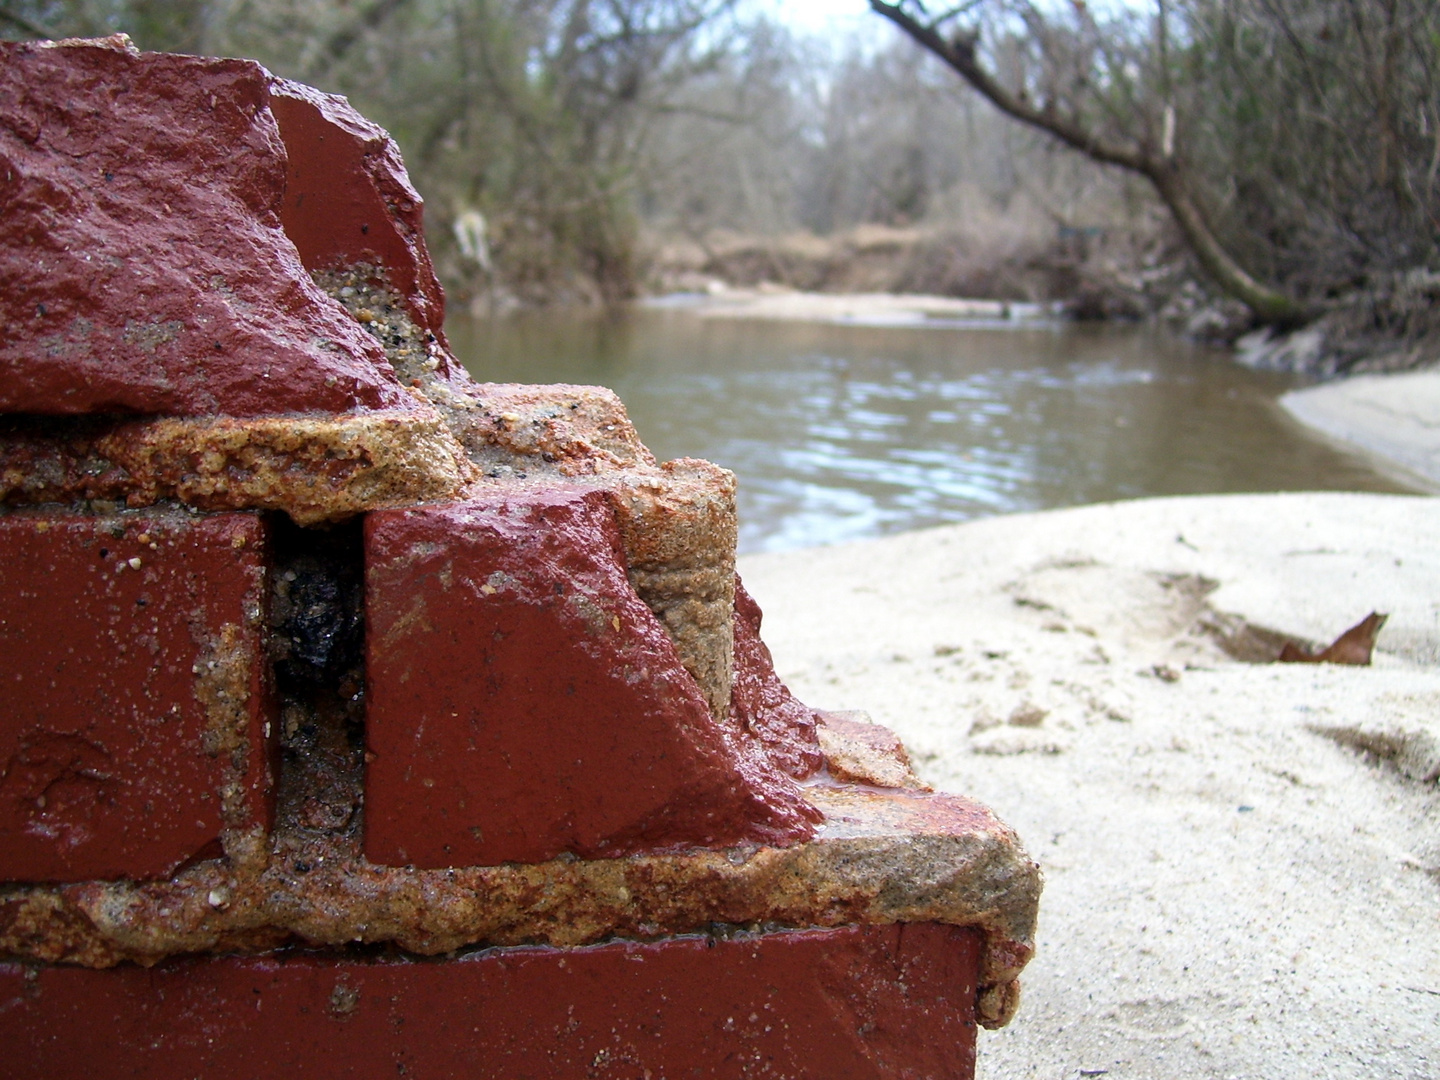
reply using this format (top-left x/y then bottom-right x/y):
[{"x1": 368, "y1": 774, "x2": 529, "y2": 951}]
[
  {"x1": 0, "y1": 923, "x2": 982, "y2": 1079},
  {"x1": 0, "y1": 37, "x2": 411, "y2": 418},
  {"x1": 0, "y1": 509, "x2": 273, "y2": 881},
  {"x1": 363, "y1": 489, "x2": 817, "y2": 868},
  {"x1": 269, "y1": 80, "x2": 455, "y2": 365},
  {"x1": 730, "y1": 578, "x2": 826, "y2": 778}
]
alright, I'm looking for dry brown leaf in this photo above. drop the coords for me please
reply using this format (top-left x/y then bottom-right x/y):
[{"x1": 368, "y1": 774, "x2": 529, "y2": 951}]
[{"x1": 1277, "y1": 612, "x2": 1388, "y2": 666}]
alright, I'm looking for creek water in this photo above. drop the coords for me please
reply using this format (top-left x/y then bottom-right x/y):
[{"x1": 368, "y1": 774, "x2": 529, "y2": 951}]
[{"x1": 449, "y1": 307, "x2": 1414, "y2": 553}]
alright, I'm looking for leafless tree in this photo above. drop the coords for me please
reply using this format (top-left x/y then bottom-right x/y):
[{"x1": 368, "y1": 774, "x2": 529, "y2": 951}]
[
  {"x1": 871, "y1": 0, "x2": 1321, "y2": 324},
  {"x1": 871, "y1": 0, "x2": 1440, "y2": 329}
]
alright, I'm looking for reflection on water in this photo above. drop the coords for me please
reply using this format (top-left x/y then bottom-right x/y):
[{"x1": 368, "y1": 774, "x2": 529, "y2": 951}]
[{"x1": 447, "y1": 308, "x2": 1414, "y2": 553}]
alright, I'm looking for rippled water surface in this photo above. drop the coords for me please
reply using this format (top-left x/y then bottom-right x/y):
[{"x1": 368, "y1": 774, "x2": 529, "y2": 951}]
[{"x1": 448, "y1": 308, "x2": 1412, "y2": 552}]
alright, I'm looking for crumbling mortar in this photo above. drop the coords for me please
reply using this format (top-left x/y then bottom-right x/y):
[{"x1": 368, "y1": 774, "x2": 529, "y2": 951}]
[
  {"x1": 0, "y1": 413, "x2": 474, "y2": 526},
  {"x1": 192, "y1": 624, "x2": 266, "y2": 857},
  {"x1": 0, "y1": 796, "x2": 1036, "y2": 1028}
]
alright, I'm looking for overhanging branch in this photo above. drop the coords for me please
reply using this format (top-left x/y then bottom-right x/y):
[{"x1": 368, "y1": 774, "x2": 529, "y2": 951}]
[
  {"x1": 869, "y1": 0, "x2": 1145, "y2": 172},
  {"x1": 304, "y1": 0, "x2": 415, "y2": 82},
  {"x1": 868, "y1": 0, "x2": 1314, "y2": 326}
]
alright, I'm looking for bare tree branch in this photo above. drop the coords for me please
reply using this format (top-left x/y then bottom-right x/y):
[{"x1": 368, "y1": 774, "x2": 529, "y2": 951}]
[
  {"x1": 304, "y1": 0, "x2": 415, "y2": 82},
  {"x1": 0, "y1": 5, "x2": 61, "y2": 39},
  {"x1": 870, "y1": 0, "x2": 1314, "y2": 325}
]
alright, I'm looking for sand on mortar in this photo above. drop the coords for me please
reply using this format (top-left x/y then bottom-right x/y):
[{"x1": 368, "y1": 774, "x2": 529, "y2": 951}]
[{"x1": 740, "y1": 492, "x2": 1439, "y2": 1080}]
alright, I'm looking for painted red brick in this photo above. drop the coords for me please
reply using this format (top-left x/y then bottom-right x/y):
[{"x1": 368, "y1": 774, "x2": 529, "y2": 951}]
[
  {"x1": 363, "y1": 488, "x2": 817, "y2": 868},
  {"x1": 0, "y1": 509, "x2": 273, "y2": 881},
  {"x1": 0, "y1": 37, "x2": 410, "y2": 417},
  {"x1": 0, "y1": 922, "x2": 982, "y2": 1080},
  {"x1": 730, "y1": 578, "x2": 826, "y2": 778},
  {"x1": 270, "y1": 80, "x2": 454, "y2": 364}
]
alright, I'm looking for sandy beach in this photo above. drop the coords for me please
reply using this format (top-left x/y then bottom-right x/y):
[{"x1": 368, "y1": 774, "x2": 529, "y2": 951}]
[
  {"x1": 1282, "y1": 371, "x2": 1440, "y2": 491},
  {"x1": 648, "y1": 287, "x2": 1060, "y2": 328},
  {"x1": 741, "y1": 492, "x2": 1439, "y2": 1079}
]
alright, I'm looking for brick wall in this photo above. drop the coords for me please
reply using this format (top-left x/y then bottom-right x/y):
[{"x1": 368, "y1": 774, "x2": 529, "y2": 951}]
[{"x1": 0, "y1": 36, "x2": 1037, "y2": 1076}]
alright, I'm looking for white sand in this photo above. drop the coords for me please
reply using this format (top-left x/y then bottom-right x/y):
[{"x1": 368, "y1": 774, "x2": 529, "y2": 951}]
[
  {"x1": 1283, "y1": 371, "x2": 1440, "y2": 492},
  {"x1": 646, "y1": 287, "x2": 1058, "y2": 327},
  {"x1": 740, "y1": 493, "x2": 1440, "y2": 1080}
]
